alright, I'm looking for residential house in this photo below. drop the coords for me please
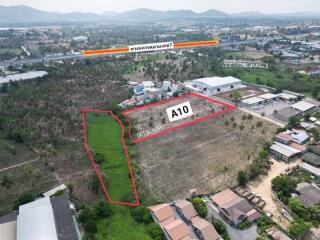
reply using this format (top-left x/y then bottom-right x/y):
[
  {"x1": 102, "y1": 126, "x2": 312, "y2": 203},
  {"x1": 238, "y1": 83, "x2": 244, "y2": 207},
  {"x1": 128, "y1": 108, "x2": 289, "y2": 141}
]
[
  {"x1": 211, "y1": 189, "x2": 259, "y2": 226},
  {"x1": 191, "y1": 216, "x2": 223, "y2": 240},
  {"x1": 175, "y1": 200, "x2": 198, "y2": 223},
  {"x1": 149, "y1": 203, "x2": 176, "y2": 227},
  {"x1": 299, "y1": 162, "x2": 320, "y2": 177},
  {"x1": 275, "y1": 132, "x2": 292, "y2": 145},
  {"x1": 163, "y1": 219, "x2": 193, "y2": 240},
  {"x1": 302, "y1": 152, "x2": 320, "y2": 168},
  {"x1": 296, "y1": 182, "x2": 320, "y2": 206}
]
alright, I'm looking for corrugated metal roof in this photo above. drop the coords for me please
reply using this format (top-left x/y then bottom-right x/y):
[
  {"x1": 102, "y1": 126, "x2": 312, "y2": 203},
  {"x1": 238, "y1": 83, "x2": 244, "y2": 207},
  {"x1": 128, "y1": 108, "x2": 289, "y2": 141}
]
[
  {"x1": 270, "y1": 142, "x2": 301, "y2": 157},
  {"x1": 17, "y1": 197, "x2": 58, "y2": 240}
]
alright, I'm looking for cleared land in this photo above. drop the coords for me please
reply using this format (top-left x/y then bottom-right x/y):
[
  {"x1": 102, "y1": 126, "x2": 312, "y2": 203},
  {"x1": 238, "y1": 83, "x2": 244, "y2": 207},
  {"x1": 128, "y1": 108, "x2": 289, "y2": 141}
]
[
  {"x1": 124, "y1": 94, "x2": 226, "y2": 140},
  {"x1": 85, "y1": 112, "x2": 137, "y2": 203},
  {"x1": 135, "y1": 109, "x2": 278, "y2": 201}
]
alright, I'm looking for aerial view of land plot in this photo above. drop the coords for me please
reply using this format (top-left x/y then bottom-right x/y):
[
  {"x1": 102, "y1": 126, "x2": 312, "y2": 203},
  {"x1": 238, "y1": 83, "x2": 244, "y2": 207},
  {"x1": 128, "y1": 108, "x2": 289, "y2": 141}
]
[
  {"x1": 135, "y1": 109, "x2": 278, "y2": 200},
  {"x1": 123, "y1": 93, "x2": 233, "y2": 141},
  {"x1": 83, "y1": 111, "x2": 138, "y2": 204}
]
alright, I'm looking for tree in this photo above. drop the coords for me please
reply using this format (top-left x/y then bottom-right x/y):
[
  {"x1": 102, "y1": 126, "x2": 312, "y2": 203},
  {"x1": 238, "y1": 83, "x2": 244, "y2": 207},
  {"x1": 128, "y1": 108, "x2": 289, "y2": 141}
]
[
  {"x1": 95, "y1": 200, "x2": 112, "y2": 218},
  {"x1": 310, "y1": 128, "x2": 320, "y2": 143},
  {"x1": 237, "y1": 170, "x2": 248, "y2": 186},
  {"x1": 192, "y1": 197, "x2": 208, "y2": 218},
  {"x1": 84, "y1": 219, "x2": 97, "y2": 234},
  {"x1": 130, "y1": 206, "x2": 153, "y2": 224},
  {"x1": 272, "y1": 175, "x2": 298, "y2": 200},
  {"x1": 147, "y1": 223, "x2": 165, "y2": 240},
  {"x1": 231, "y1": 91, "x2": 242, "y2": 105},
  {"x1": 89, "y1": 174, "x2": 102, "y2": 194},
  {"x1": 289, "y1": 219, "x2": 312, "y2": 239}
]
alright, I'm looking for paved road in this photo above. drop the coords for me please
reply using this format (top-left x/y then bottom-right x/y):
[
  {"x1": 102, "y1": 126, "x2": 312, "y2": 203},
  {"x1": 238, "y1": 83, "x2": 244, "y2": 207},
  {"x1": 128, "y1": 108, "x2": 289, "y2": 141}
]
[{"x1": 205, "y1": 201, "x2": 258, "y2": 240}]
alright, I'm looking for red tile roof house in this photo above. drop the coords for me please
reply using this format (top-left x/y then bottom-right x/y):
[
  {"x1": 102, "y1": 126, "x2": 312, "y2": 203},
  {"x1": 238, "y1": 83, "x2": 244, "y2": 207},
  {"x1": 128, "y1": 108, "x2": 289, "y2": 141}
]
[
  {"x1": 211, "y1": 189, "x2": 259, "y2": 227},
  {"x1": 175, "y1": 200, "x2": 198, "y2": 223},
  {"x1": 191, "y1": 216, "x2": 223, "y2": 240},
  {"x1": 149, "y1": 203, "x2": 193, "y2": 240}
]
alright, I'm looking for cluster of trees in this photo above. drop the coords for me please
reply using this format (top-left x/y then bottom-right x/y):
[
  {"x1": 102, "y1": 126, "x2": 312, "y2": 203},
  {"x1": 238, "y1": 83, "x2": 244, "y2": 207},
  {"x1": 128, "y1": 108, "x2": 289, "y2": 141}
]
[
  {"x1": 237, "y1": 149, "x2": 270, "y2": 187},
  {"x1": 130, "y1": 206, "x2": 165, "y2": 240},
  {"x1": 78, "y1": 200, "x2": 112, "y2": 239},
  {"x1": 272, "y1": 174, "x2": 320, "y2": 239}
]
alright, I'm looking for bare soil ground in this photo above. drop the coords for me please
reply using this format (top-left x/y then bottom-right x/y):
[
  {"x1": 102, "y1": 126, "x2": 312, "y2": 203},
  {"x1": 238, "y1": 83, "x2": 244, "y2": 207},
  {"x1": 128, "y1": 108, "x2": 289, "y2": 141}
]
[
  {"x1": 215, "y1": 86, "x2": 267, "y2": 101},
  {"x1": 234, "y1": 47, "x2": 272, "y2": 60},
  {"x1": 125, "y1": 94, "x2": 225, "y2": 139},
  {"x1": 135, "y1": 109, "x2": 278, "y2": 201},
  {"x1": 248, "y1": 158, "x2": 301, "y2": 229}
]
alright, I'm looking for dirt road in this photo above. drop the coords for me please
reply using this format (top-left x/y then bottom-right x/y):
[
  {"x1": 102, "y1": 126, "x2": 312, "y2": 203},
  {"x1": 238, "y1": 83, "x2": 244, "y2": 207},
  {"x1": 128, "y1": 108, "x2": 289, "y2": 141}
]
[{"x1": 248, "y1": 158, "x2": 301, "y2": 229}]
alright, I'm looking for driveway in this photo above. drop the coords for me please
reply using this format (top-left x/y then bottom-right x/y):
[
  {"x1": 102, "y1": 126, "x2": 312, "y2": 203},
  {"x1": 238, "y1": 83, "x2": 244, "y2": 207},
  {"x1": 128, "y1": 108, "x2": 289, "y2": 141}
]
[
  {"x1": 247, "y1": 158, "x2": 300, "y2": 229},
  {"x1": 205, "y1": 201, "x2": 258, "y2": 240}
]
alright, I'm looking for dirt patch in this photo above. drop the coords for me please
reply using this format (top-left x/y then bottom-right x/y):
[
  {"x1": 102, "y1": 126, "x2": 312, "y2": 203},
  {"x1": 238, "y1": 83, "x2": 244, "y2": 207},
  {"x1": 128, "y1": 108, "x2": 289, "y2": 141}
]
[
  {"x1": 124, "y1": 94, "x2": 228, "y2": 140},
  {"x1": 135, "y1": 109, "x2": 278, "y2": 201},
  {"x1": 248, "y1": 158, "x2": 301, "y2": 229}
]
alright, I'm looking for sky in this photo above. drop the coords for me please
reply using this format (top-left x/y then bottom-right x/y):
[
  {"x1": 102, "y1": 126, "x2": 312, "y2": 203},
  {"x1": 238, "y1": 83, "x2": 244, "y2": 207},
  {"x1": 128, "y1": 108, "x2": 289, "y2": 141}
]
[{"x1": 0, "y1": 0, "x2": 320, "y2": 14}]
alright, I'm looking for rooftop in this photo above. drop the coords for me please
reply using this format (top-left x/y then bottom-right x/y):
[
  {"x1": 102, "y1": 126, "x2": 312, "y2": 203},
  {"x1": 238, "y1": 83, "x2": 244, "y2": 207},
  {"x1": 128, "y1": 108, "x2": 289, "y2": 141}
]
[
  {"x1": 175, "y1": 200, "x2": 198, "y2": 221},
  {"x1": 192, "y1": 76, "x2": 241, "y2": 88},
  {"x1": 299, "y1": 162, "x2": 320, "y2": 177},
  {"x1": 296, "y1": 182, "x2": 320, "y2": 206},
  {"x1": 241, "y1": 96, "x2": 264, "y2": 105},
  {"x1": 259, "y1": 93, "x2": 279, "y2": 100},
  {"x1": 291, "y1": 101, "x2": 316, "y2": 112},
  {"x1": 0, "y1": 71, "x2": 48, "y2": 84},
  {"x1": 191, "y1": 216, "x2": 222, "y2": 240},
  {"x1": 163, "y1": 219, "x2": 191, "y2": 240},
  {"x1": 17, "y1": 197, "x2": 58, "y2": 240},
  {"x1": 149, "y1": 203, "x2": 174, "y2": 223},
  {"x1": 302, "y1": 152, "x2": 320, "y2": 167},
  {"x1": 270, "y1": 142, "x2": 301, "y2": 158}
]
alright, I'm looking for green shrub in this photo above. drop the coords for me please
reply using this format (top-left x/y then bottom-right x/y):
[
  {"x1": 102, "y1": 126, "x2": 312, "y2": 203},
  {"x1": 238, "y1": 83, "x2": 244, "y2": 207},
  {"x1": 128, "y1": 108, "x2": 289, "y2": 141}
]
[
  {"x1": 95, "y1": 200, "x2": 112, "y2": 218},
  {"x1": 192, "y1": 197, "x2": 208, "y2": 218},
  {"x1": 212, "y1": 218, "x2": 230, "y2": 240},
  {"x1": 147, "y1": 223, "x2": 165, "y2": 240},
  {"x1": 130, "y1": 206, "x2": 153, "y2": 224}
]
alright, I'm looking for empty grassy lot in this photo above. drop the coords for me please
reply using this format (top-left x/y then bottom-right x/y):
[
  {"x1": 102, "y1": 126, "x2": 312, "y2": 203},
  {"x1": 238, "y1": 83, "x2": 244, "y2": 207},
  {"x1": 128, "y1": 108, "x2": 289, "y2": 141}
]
[
  {"x1": 135, "y1": 109, "x2": 278, "y2": 201},
  {"x1": 85, "y1": 112, "x2": 136, "y2": 203},
  {"x1": 84, "y1": 112, "x2": 151, "y2": 240}
]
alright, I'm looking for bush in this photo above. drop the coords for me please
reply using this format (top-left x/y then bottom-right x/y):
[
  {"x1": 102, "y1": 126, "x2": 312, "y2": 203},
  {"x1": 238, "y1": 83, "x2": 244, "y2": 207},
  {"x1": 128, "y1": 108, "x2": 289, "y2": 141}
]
[
  {"x1": 93, "y1": 152, "x2": 105, "y2": 164},
  {"x1": 13, "y1": 192, "x2": 35, "y2": 210},
  {"x1": 130, "y1": 206, "x2": 153, "y2": 224},
  {"x1": 212, "y1": 218, "x2": 230, "y2": 240},
  {"x1": 237, "y1": 170, "x2": 248, "y2": 186},
  {"x1": 238, "y1": 220, "x2": 252, "y2": 230},
  {"x1": 147, "y1": 223, "x2": 165, "y2": 240},
  {"x1": 78, "y1": 207, "x2": 96, "y2": 224},
  {"x1": 89, "y1": 174, "x2": 102, "y2": 194},
  {"x1": 84, "y1": 219, "x2": 98, "y2": 234},
  {"x1": 272, "y1": 175, "x2": 298, "y2": 201},
  {"x1": 192, "y1": 197, "x2": 208, "y2": 218},
  {"x1": 95, "y1": 200, "x2": 112, "y2": 218}
]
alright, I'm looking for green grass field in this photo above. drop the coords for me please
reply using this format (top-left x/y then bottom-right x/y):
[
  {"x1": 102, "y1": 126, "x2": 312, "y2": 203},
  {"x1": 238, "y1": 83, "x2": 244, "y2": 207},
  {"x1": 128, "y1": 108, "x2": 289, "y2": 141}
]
[
  {"x1": 85, "y1": 112, "x2": 136, "y2": 202},
  {"x1": 85, "y1": 112, "x2": 151, "y2": 240},
  {"x1": 95, "y1": 205, "x2": 151, "y2": 240}
]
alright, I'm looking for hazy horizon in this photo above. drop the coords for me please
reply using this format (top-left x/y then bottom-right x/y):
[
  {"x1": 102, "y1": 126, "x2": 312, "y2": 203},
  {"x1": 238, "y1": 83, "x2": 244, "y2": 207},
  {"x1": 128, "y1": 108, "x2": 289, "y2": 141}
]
[{"x1": 0, "y1": 0, "x2": 320, "y2": 14}]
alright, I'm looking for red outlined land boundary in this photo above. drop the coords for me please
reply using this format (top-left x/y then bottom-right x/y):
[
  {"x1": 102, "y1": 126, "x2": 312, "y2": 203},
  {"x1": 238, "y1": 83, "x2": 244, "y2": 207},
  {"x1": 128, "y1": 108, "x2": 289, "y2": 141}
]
[
  {"x1": 81, "y1": 109, "x2": 140, "y2": 206},
  {"x1": 122, "y1": 93, "x2": 236, "y2": 143},
  {"x1": 81, "y1": 93, "x2": 235, "y2": 206}
]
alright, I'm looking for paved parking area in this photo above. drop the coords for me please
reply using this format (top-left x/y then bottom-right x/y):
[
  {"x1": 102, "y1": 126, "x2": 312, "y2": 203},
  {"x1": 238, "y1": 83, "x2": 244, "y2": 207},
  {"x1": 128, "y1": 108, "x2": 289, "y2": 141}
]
[{"x1": 205, "y1": 200, "x2": 258, "y2": 240}]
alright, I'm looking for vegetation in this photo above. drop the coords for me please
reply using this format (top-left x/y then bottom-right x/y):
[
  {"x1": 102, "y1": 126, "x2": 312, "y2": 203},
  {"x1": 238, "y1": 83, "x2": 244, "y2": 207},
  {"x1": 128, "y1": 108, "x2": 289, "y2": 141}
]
[
  {"x1": 271, "y1": 175, "x2": 298, "y2": 204},
  {"x1": 191, "y1": 197, "x2": 208, "y2": 218},
  {"x1": 211, "y1": 217, "x2": 230, "y2": 240},
  {"x1": 237, "y1": 170, "x2": 248, "y2": 186}
]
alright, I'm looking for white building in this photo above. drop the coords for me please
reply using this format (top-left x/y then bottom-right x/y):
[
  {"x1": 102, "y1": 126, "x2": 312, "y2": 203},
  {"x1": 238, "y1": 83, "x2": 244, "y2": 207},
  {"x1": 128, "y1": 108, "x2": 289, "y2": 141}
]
[
  {"x1": 142, "y1": 81, "x2": 154, "y2": 89},
  {"x1": 241, "y1": 97, "x2": 265, "y2": 106},
  {"x1": 291, "y1": 101, "x2": 316, "y2": 112},
  {"x1": 0, "y1": 71, "x2": 48, "y2": 84},
  {"x1": 191, "y1": 76, "x2": 242, "y2": 95}
]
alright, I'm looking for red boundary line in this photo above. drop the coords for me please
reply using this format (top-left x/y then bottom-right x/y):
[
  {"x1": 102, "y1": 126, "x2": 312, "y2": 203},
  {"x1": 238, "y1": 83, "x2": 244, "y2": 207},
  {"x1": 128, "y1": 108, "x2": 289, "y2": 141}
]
[
  {"x1": 122, "y1": 92, "x2": 236, "y2": 143},
  {"x1": 81, "y1": 109, "x2": 140, "y2": 206},
  {"x1": 81, "y1": 93, "x2": 235, "y2": 206}
]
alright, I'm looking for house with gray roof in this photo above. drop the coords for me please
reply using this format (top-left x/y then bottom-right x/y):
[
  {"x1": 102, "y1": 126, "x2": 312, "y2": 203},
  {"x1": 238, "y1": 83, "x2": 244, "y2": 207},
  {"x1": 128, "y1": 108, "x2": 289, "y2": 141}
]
[{"x1": 296, "y1": 182, "x2": 320, "y2": 206}]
